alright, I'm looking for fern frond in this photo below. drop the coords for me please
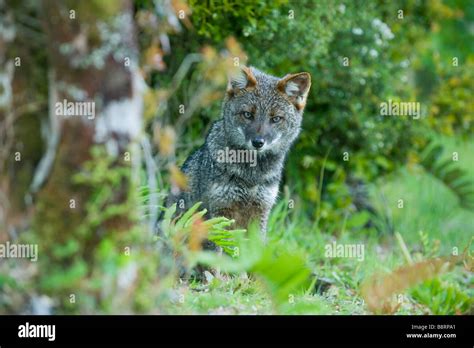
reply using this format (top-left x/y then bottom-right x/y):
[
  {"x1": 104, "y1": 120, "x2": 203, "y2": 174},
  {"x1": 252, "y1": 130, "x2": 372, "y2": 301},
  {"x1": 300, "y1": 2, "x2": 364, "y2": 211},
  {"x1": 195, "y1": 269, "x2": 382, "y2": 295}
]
[{"x1": 420, "y1": 142, "x2": 474, "y2": 210}]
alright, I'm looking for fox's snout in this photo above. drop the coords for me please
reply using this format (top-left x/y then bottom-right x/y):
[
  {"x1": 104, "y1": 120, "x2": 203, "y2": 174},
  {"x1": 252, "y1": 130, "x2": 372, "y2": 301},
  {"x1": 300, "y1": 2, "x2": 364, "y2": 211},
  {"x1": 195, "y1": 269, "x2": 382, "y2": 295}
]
[{"x1": 251, "y1": 136, "x2": 265, "y2": 149}]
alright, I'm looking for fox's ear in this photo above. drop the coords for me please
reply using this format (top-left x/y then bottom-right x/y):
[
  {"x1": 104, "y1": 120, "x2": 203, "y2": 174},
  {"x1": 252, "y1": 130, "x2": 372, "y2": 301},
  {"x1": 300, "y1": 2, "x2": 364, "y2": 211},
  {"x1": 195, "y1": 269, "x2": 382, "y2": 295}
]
[
  {"x1": 277, "y1": 72, "x2": 311, "y2": 110},
  {"x1": 227, "y1": 66, "x2": 257, "y2": 95}
]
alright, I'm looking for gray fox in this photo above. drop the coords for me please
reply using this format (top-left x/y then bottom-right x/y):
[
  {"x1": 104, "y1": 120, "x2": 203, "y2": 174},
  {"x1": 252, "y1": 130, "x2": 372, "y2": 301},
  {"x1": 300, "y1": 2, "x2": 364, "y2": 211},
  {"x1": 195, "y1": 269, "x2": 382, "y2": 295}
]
[{"x1": 167, "y1": 66, "x2": 311, "y2": 241}]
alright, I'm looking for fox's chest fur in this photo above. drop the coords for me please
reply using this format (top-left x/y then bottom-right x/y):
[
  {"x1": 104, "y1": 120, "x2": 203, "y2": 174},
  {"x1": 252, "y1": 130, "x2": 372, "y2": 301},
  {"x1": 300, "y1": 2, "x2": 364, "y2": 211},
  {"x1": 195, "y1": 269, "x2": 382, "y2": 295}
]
[{"x1": 208, "y1": 180, "x2": 279, "y2": 228}]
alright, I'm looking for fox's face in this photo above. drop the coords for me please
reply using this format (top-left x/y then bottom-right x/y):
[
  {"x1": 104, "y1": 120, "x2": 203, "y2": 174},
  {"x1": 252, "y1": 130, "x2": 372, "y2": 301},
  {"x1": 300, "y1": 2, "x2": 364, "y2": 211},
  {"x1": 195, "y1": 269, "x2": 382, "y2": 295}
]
[{"x1": 222, "y1": 66, "x2": 311, "y2": 154}]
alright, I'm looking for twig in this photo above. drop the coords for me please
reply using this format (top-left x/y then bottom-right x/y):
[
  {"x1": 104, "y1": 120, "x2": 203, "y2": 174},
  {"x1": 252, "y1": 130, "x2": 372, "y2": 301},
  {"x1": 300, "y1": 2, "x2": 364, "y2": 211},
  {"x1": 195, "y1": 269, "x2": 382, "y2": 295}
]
[
  {"x1": 29, "y1": 69, "x2": 61, "y2": 193},
  {"x1": 156, "y1": 53, "x2": 202, "y2": 119},
  {"x1": 395, "y1": 232, "x2": 413, "y2": 265}
]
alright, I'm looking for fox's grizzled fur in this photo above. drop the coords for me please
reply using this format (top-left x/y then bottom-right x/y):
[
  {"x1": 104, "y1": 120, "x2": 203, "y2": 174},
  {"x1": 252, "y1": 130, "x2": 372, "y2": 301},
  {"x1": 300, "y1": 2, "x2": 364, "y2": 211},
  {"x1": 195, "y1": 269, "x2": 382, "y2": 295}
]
[{"x1": 166, "y1": 66, "x2": 311, "y2": 241}]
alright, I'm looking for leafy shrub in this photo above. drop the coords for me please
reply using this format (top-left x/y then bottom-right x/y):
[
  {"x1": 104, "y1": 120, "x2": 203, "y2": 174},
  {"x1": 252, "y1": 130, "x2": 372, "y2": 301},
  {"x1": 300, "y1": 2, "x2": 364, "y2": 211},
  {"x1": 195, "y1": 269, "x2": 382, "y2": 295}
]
[
  {"x1": 150, "y1": 0, "x2": 473, "y2": 230},
  {"x1": 429, "y1": 60, "x2": 474, "y2": 137},
  {"x1": 155, "y1": 0, "x2": 422, "y2": 229},
  {"x1": 21, "y1": 147, "x2": 165, "y2": 314}
]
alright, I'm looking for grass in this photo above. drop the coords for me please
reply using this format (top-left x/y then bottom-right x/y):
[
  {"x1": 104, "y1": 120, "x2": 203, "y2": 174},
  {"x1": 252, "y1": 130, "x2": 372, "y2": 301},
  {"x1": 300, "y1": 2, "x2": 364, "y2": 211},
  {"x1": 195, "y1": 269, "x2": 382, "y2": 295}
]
[
  {"x1": 160, "y1": 135, "x2": 473, "y2": 314},
  {"x1": 371, "y1": 136, "x2": 474, "y2": 250}
]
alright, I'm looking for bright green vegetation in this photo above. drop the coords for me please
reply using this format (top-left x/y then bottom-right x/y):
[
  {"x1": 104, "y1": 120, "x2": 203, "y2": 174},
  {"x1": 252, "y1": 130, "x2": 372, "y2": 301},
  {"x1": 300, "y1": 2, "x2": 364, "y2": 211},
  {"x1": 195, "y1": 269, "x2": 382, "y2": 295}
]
[
  {"x1": 156, "y1": 135, "x2": 472, "y2": 315},
  {"x1": 2, "y1": 0, "x2": 472, "y2": 316}
]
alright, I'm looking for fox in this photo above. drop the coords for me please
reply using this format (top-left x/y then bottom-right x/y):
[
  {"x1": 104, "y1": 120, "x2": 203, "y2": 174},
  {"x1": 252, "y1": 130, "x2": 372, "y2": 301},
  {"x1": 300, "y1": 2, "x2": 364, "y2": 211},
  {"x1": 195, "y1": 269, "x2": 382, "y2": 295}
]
[{"x1": 166, "y1": 66, "x2": 311, "y2": 242}]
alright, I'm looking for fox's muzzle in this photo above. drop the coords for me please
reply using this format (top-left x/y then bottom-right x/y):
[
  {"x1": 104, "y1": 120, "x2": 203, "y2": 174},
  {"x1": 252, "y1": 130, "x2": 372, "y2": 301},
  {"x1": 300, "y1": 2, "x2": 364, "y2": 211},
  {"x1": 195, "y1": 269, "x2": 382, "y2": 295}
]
[{"x1": 251, "y1": 136, "x2": 265, "y2": 149}]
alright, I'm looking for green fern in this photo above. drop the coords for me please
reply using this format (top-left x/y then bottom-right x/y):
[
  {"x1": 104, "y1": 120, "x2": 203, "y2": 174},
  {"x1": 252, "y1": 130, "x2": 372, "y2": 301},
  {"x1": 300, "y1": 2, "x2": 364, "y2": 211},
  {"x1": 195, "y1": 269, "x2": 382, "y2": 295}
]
[
  {"x1": 192, "y1": 224, "x2": 313, "y2": 310},
  {"x1": 420, "y1": 143, "x2": 474, "y2": 210},
  {"x1": 158, "y1": 202, "x2": 245, "y2": 255}
]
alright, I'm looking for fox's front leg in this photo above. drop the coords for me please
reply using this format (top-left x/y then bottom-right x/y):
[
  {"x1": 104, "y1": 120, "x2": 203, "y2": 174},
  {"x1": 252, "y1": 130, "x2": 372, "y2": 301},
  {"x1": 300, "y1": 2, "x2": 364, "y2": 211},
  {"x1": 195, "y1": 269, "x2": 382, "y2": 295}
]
[{"x1": 259, "y1": 209, "x2": 270, "y2": 243}]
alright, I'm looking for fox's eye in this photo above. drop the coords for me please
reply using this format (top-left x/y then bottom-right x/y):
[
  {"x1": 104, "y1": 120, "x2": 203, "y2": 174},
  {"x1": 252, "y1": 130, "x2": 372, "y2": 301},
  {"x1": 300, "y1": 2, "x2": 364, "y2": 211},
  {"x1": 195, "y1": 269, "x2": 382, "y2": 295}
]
[
  {"x1": 241, "y1": 111, "x2": 254, "y2": 120},
  {"x1": 271, "y1": 116, "x2": 282, "y2": 124}
]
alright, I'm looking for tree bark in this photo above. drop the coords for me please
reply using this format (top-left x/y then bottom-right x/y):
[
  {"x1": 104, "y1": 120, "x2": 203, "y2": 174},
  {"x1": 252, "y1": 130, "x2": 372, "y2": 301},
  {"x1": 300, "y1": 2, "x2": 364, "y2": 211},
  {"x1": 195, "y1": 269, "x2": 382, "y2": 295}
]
[
  {"x1": 0, "y1": 0, "x2": 46, "y2": 239},
  {"x1": 34, "y1": 0, "x2": 144, "y2": 246}
]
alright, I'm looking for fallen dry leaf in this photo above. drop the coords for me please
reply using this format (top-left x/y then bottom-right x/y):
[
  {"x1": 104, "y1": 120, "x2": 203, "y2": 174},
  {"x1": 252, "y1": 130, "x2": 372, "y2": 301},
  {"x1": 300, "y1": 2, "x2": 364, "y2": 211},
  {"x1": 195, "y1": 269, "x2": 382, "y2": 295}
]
[{"x1": 361, "y1": 255, "x2": 469, "y2": 314}]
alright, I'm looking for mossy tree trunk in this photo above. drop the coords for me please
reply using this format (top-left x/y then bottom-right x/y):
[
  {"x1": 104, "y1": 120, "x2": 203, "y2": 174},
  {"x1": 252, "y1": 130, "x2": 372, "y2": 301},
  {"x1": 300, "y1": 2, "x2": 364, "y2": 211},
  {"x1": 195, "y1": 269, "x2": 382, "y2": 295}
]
[{"x1": 0, "y1": 1, "x2": 47, "y2": 238}]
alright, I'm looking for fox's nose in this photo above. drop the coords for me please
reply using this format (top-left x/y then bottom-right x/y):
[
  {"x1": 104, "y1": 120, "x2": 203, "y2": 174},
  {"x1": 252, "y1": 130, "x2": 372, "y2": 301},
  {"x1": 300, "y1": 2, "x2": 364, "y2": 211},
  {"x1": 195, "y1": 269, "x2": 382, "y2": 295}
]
[{"x1": 251, "y1": 137, "x2": 265, "y2": 149}]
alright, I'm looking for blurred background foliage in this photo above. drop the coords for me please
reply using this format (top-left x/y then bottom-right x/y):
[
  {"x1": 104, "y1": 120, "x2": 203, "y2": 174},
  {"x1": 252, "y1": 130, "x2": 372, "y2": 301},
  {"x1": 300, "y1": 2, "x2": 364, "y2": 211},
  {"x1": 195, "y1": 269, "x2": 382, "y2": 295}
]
[
  {"x1": 143, "y1": 0, "x2": 473, "y2": 229},
  {"x1": 138, "y1": 0, "x2": 473, "y2": 314},
  {"x1": 1, "y1": 0, "x2": 472, "y2": 315}
]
